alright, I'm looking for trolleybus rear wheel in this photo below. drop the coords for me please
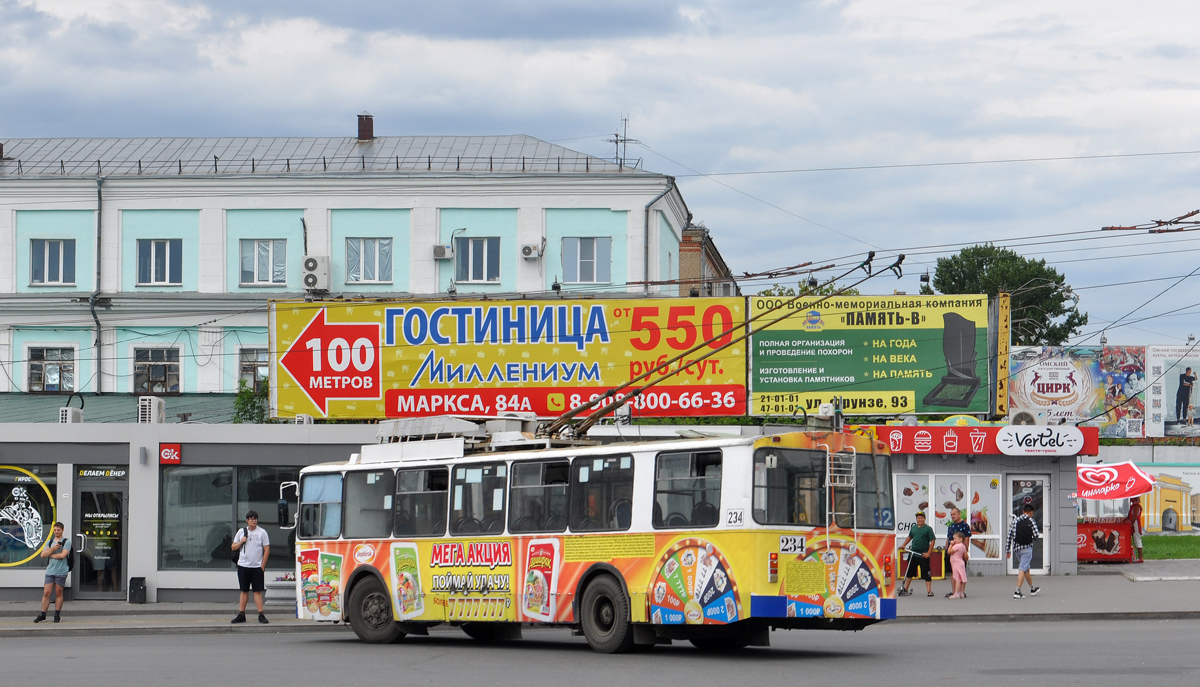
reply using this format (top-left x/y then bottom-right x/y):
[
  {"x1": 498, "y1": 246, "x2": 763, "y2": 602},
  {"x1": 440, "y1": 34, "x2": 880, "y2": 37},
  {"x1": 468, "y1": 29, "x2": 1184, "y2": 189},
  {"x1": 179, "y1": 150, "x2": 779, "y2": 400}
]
[
  {"x1": 579, "y1": 574, "x2": 635, "y2": 654},
  {"x1": 348, "y1": 577, "x2": 405, "y2": 644}
]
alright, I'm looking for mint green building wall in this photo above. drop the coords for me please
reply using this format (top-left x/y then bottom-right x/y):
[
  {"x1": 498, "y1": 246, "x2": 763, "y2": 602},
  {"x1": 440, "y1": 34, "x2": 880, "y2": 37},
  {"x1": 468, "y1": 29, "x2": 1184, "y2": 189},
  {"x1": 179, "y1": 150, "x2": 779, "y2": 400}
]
[{"x1": 15, "y1": 210, "x2": 96, "y2": 293}]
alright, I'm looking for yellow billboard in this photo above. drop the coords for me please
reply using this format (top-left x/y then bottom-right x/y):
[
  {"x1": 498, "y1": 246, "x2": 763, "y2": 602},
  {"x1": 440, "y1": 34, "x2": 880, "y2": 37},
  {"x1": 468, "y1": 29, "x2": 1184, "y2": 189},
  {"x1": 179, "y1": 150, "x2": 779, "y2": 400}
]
[{"x1": 270, "y1": 298, "x2": 746, "y2": 420}]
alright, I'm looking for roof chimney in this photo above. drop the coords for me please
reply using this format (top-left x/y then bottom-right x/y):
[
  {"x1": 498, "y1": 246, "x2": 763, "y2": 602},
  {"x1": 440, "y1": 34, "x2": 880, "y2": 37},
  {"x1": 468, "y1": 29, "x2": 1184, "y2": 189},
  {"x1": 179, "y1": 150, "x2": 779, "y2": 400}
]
[{"x1": 357, "y1": 112, "x2": 374, "y2": 141}]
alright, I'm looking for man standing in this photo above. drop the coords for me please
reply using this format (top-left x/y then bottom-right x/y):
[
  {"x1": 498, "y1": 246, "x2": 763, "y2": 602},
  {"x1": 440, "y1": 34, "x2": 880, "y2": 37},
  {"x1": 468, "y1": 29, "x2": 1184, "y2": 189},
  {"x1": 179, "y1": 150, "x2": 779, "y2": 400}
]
[
  {"x1": 1127, "y1": 497, "x2": 1145, "y2": 563},
  {"x1": 898, "y1": 512, "x2": 936, "y2": 597},
  {"x1": 1007, "y1": 504, "x2": 1041, "y2": 599},
  {"x1": 35, "y1": 521, "x2": 70, "y2": 623},
  {"x1": 944, "y1": 507, "x2": 971, "y2": 597},
  {"x1": 231, "y1": 510, "x2": 270, "y2": 624},
  {"x1": 1176, "y1": 367, "x2": 1196, "y2": 427}
]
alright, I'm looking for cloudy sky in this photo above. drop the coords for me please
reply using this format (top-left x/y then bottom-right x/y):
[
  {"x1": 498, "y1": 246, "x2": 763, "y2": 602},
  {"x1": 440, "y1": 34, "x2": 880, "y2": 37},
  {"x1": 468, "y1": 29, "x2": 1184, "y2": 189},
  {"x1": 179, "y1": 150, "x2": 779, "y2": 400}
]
[{"x1": 5, "y1": 0, "x2": 1200, "y2": 344}]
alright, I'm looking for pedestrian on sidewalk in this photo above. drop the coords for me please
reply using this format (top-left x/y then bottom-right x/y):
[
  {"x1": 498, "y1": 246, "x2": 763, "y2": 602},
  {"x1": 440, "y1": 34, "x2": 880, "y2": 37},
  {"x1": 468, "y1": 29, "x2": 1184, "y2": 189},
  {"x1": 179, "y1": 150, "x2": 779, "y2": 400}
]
[
  {"x1": 35, "y1": 521, "x2": 70, "y2": 623},
  {"x1": 231, "y1": 511, "x2": 270, "y2": 624},
  {"x1": 898, "y1": 511, "x2": 935, "y2": 597},
  {"x1": 944, "y1": 507, "x2": 971, "y2": 598},
  {"x1": 948, "y1": 531, "x2": 969, "y2": 598},
  {"x1": 1006, "y1": 504, "x2": 1041, "y2": 599},
  {"x1": 1127, "y1": 496, "x2": 1145, "y2": 563}
]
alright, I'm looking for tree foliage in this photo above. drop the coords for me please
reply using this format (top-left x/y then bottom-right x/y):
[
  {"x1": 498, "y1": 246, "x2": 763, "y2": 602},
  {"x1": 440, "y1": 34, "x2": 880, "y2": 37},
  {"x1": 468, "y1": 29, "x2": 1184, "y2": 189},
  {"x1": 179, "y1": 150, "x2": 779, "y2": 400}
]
[
  {"x1": 758, "y1": 281, "x2": 860, "y2": 297},
  {"x1": 232, "y1": 379, "x2": 270, "y2": 424},
  {"x1": 923, "y1": 244, "x2": 1087, "y2": 346}
]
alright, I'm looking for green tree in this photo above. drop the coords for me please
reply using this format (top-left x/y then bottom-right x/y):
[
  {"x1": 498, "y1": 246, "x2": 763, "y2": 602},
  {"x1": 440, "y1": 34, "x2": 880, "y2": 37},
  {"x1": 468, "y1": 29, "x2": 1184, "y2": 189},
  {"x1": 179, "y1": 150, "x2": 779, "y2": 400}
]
[
  {"x1": 758, "y1": 281, "x2": 860, "y2": 297},
  {"x1": 923, "y1": 244, "x2": 1087, "y2": 345},
  {"x1": 232, "y1": 379, "x2": 270, "y2": 424}
]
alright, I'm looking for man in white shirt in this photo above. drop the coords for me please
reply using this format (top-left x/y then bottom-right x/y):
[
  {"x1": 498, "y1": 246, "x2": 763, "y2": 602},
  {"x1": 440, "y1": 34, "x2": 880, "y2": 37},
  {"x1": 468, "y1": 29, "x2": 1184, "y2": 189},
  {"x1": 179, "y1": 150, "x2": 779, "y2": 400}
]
[{"x1": 231, "y1": 510, "x2": 271, "y2": 624}]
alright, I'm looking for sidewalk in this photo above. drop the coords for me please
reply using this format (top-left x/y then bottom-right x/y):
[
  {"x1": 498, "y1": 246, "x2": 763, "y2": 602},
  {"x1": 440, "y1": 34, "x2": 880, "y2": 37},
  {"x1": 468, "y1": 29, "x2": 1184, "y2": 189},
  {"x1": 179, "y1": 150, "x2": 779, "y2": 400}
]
[{"x1": 2, "y1": 562, "x2": 1198, "y2": 636}]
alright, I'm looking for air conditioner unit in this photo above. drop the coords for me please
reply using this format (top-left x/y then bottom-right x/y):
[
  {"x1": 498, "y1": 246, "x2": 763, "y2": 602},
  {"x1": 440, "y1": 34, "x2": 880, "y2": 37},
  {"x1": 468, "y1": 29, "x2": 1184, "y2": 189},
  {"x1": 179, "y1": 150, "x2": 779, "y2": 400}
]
[
  {"x1": 59, "y1": 407, "x2": 83, "y2": 424},
  {"x1": 433, "y1": 244, "x2": 455, "y2": 260},
  {"x1": 520, "y1": 243, "x2": 543, "y2": 260},
  {"x1": 294, "y1": 414, "x2": 315, "y2": 425},
  {"x1": 137, "y1": 396, "x2": 166, "y2": 424},
  {"x1": 302, "y1": 255, "x2": 330, "y2": 291}
]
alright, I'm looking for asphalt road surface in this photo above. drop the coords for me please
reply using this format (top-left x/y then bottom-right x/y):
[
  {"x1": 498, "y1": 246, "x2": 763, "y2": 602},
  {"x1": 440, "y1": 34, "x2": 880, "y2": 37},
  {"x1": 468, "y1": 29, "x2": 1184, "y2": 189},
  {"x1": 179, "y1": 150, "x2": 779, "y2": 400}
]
[{"x1": 5, "y1": 619, "x2": 1193, "y2": 686}]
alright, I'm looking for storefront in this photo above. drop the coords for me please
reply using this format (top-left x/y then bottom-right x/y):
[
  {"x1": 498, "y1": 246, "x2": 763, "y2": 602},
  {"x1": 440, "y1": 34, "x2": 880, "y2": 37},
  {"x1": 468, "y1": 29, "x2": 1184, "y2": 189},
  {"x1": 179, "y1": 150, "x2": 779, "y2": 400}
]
[
  {"x1": 0, "y1": 423, "x2": 376, "y2": 602},
  {"x1": 878, "y1": 422, "x2": 1099, "y2": 576}
]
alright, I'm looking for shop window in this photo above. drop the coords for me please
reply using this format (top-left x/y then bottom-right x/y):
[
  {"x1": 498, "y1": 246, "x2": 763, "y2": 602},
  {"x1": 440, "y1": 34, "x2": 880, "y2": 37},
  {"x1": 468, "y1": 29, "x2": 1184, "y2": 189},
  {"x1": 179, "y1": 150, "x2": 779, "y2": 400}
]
[
  {"x1": 136, "y1": 239, "x2": 183, "y2": 285},
  {"x1": 509, "y1": 460, "x2": 569, "y2": 534},
  {"x1": 752, "y1": 447, "x2": 825, "y2": 526},
  {"x1": 562, "y1": 237, "x2": 611, "y2": 283},
  {"x1": 240, "y1": 239, "x2": 286, "y2": 284},
  {"x1": 239, "y1": 349, "x2": 270, "y2": 393},
  {"x1": 0, "y1": 465, "x2": 58, "y2": 568},
  {"x1": 570, "y1": 454, "x2": 634, "y2": 532},
  {"x1": 455, "y1": 236, "x2": 500, "y2": 283},
  {"x1": 31, "y1": 239, "x2": 76, "y2": 285},
  {"x1": 28, "y1": 348, "x2": 74, "y2": 393},
  {"x1": 344, "y1": 470, "x2": 395, "y2": 539},
  {"x1": 159, "y1": 467, "x2": 234, "y2": 569},
  {"x1": 654, "y1": 451, "x2": 721, "y2": 529},
  {"x1": 394, "y1": 468, "x2": 448, "y2": 537},
  {"x1": 237, "y1": 467, "x2": 299, "y2": 569},
  {"x1": 134, "y1": 348, "x2": 180, "y2": 394},
  {"x1": 346, "y1": 237, "x2": 392, "y2": 283},
  {"x1": 299, "y1": 473, "x2": 343, "y2": 540},
  {"x1": 450, "y1": 463, "x2": 506, "y2": 535}
]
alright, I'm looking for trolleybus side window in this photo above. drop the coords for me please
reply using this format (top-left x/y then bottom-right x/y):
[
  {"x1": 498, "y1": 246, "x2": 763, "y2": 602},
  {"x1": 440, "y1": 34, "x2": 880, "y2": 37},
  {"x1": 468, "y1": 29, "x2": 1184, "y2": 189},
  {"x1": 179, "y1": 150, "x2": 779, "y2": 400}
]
[
  {"x1": 653, "y1": 450, "x2": 722, "y2": 529},
  {"x1": 570, "y1": 454, "x2": 634, "y2": 532},
  {"x1": 299, "y1": 473, "x2": 343, "y2": 539},
  {"x1": 752, "y1": 448, "x2": 824, "y2": 526},
  {"x1": 509, "y1": 460, "x2": 569, "y2": 534},
  {"x1": 450, "y1": 463, "x2": 507, "y2": 535},
  {"x1": 859, "y1": 455, "x2": 894, "y2": 528},
  {"x1": 394, "y1": 468, "x2": 449, "y2": 537},
  {"x1": 344, "y1": 469, "x2": 395, "y2": 538}
]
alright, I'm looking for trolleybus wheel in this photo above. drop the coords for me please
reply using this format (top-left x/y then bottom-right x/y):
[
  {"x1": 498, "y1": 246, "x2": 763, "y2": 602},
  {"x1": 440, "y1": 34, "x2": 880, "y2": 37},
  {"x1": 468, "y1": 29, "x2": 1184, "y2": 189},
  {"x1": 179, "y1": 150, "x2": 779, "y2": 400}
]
[
  {"x1": 347, "y1": 577, "x2": 405, "y2": 644},
  {"x1": 579, "y1": 574, "x2": 635, "y2": 654}
]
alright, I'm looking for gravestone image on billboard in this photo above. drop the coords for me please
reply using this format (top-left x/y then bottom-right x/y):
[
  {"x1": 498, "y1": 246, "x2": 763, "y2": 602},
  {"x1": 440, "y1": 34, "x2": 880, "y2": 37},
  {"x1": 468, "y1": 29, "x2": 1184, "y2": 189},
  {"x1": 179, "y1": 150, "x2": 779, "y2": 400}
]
[{"x1": 922, "y1": 313, "x2": 981, "y2": 408}]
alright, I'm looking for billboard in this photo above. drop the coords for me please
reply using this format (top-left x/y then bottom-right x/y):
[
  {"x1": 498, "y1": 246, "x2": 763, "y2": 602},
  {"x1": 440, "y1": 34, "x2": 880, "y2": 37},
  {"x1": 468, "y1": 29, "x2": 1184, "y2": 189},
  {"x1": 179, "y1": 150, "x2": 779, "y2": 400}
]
[
  {"x1": 748, "y1": 295, "x2": 990, "y2": 416},
  {"x1": 1009, "y1": 346, "x2": 1145, "y2": 438},
  {"x1": 270, "y1": 298, "x2": 746, "y2": 420},
  {"x1": 1145, "y1": 346, "x2": 1200, "y2": 437}
]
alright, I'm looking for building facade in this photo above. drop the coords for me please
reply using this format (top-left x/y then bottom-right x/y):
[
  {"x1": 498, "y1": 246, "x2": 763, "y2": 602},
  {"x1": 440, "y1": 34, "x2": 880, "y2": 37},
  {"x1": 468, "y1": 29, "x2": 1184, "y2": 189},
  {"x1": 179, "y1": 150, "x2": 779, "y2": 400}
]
[{"x1": 678, "y1": 223, "x2": 739, "y2": 298}]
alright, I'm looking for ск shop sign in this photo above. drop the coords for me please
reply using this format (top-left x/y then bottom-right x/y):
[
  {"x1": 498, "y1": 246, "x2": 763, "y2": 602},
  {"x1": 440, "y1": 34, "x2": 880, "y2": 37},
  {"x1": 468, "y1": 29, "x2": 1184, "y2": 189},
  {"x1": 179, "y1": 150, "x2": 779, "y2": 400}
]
[{"x1": 996, "y1": 426, "x2": 1083, "y2": 456}]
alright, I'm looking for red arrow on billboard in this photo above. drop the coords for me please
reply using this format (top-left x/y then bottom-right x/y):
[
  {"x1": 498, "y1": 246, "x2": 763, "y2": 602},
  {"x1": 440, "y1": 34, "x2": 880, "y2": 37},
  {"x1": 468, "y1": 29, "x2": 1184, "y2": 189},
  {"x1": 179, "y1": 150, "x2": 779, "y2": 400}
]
[{"x1": 279, "y1": 309, "x2": 382, "y2": 416}]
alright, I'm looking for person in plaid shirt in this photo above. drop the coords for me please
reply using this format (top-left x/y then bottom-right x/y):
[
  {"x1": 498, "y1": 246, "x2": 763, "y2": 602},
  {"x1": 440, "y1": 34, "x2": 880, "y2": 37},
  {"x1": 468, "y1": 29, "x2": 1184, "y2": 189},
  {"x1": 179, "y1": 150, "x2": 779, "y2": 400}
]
[
  {"x1": 1006, "y1": 504, "x2": 1041, "y2": 599},
  {"x1": 944, "y1": 508, "x2": 971, "y2": 597}
]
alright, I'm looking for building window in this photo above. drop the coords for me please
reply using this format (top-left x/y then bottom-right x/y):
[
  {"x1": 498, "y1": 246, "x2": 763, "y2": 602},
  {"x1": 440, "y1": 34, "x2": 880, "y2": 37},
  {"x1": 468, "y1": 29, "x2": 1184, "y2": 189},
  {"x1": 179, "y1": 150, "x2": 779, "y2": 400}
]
[
  {"x1": 28, "y1": 348, "x2": 75, "y2": 393},
  {"x1": 134, "y1": 348, "x2": 180, "y2": 394},
  {"x1": 239, "y1": 349, "x2": 269, "y2": 392},
  {"x1": 346, "y1": 238, "x2": 392, "y2": 283},
  {"x1": 136, "y1": 239, "x2": 183, "y2": 285},
  {"x1": 240, "y1": 239, "x2": 286, "y2": 284},
  {"x1": 562, "y1": 237, "x2": 611, "y2": 283},
  {"x1": 31, "y1": 239, "x2": 76, "y2": 285},
  {"x1": 722, "y1": 283, "x2": 732, "y2": 297},
  {"x1": 455, "y1": 237, "x2": 500, "y2": 283}
]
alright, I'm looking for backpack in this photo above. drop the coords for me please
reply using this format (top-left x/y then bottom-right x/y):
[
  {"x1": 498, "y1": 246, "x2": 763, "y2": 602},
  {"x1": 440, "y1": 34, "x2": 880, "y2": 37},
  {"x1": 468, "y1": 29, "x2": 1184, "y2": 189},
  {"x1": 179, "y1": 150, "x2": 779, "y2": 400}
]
[
  {"x1": 64, "y1": 540, "x2": 74, "y2": 572},
  {"x1": 1014, "y1": 517, "x2": 1035, "y2": 546}
]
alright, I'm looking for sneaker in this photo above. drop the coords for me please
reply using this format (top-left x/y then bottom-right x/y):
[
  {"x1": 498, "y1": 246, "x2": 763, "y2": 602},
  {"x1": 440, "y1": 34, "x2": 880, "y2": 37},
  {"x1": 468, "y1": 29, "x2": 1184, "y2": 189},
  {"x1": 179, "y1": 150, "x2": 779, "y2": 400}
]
[
  {"x1": 53, "y1": 614, "x2": 61, "y2": 623},
  {"x1": 231, "y1": 613, "x2": 247, "y2": 624},
  {"x1": 258, "y1": 613, "x2": 269, "y2": 624},
  {"x1": 33, "y1": 613, "x2": 46, "y2": 623},
  {"x1": 1013, "y1": 590, "x2": 1023, "y2": 599},
  {"x1": 1029, "y1": 586, "x2": 1040, "y2": 596},
  {"x1": 897, "y1": 588, "x2": 912, "y2": 596}
]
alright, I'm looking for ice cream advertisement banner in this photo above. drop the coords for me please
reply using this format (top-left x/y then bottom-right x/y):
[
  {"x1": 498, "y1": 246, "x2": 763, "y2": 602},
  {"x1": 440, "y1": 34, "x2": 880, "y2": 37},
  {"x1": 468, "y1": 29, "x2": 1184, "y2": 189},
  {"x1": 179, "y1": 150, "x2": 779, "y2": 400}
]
[
  {"x1": 894, "y1": 474, "x2": 1002, "y2": 559},
  {"x1": 1009, "y1": 346, "x2": 1145, "y2": 438},
  {"x1": 1145, "y1": 346, "x2": 1200, "y2": 437},
  {"x1": 271, "y1": 298, "x2": 746, "y2": 420}
]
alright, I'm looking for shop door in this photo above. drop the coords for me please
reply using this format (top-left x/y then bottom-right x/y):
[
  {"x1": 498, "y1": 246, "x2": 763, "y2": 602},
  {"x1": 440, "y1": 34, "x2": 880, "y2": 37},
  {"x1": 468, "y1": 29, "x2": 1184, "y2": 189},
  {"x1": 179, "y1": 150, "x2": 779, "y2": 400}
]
[
  {"x1": 74, "y1": 486, "x2": 128, "y2": 599},
  {"x1": 1006, "y1": 475, "x2": 1050, "y2": 576}
]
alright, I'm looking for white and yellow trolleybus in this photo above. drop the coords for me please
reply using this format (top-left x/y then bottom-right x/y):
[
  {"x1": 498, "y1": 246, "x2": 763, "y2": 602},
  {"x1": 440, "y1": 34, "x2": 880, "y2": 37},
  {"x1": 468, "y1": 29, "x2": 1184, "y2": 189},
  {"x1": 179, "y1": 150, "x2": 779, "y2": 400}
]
[{"x1": 293, "y1": 417, "x2": 897, "y2": 652}]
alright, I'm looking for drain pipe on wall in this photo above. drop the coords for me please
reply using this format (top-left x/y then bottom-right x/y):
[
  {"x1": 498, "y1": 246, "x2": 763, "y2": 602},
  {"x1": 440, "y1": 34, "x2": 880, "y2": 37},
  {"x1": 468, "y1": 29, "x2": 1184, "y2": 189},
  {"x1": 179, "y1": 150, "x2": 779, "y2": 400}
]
[
  {"x1": 643, "y1": 177, "x2": 676, "y2": 293},
  {"x1": 90, "y1": 177, "x2": 104, "y2": 395}
]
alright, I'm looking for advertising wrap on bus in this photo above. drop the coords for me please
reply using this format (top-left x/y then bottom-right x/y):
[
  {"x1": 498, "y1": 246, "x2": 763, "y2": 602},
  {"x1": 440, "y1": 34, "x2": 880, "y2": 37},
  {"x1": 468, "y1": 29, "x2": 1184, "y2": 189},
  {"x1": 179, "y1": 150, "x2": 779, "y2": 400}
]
[{"x1": 270, "y1": 298, "x2": 746, "y2": 420}]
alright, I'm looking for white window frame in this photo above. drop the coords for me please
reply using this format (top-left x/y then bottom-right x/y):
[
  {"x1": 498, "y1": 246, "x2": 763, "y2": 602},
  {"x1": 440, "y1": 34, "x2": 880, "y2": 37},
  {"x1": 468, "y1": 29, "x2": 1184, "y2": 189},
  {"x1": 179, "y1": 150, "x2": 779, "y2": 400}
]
[
  {"x1": 455, "y1": 236, "x2": 501, "y2": 283},
  {"x1": 240, "y1": 239, "x2": 287, "y2": 285},
  {"x1": 345, "y1": 237, "x2": 393, "y2": 284},
  {"x1": 30, "y1": 239, "x2": 76, "y2": 285},
  {"x1": 133, "y1": 346, "x2": 182, "y2": 395},
  {"x1": 562, "y1": 237, "x2": 612, "y2": 284},
  {"x1": 27, "y1": 345, "x2": 76, "y2": 393},
  {"x1": 136, "y1": 239, "x2": 183, "y2": 286},
  {"x1": 239, "y1": 348, "x2": 270, "y2": 393}
]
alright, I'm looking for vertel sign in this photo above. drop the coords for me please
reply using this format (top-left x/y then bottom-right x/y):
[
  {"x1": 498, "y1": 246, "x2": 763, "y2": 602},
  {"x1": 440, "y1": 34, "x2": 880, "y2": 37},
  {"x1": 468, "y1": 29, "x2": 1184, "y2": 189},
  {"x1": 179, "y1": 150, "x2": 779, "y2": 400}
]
[{"x1": 996, "y1": 426, "x2": 1083, "y2": 456}]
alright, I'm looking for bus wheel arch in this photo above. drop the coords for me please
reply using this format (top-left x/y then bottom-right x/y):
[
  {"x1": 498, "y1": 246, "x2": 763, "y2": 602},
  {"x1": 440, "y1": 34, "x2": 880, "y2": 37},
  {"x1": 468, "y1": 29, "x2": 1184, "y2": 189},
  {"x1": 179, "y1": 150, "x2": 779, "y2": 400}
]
[
  {"x1": 345, "y1": 566, "x2": 405, "y2": 644},
  {"x1": 576, "y1": 567, "x2": 636, "y2": 654},
  {"x1": 572, "y1": 563, "x2": 632, "y2": 622}
]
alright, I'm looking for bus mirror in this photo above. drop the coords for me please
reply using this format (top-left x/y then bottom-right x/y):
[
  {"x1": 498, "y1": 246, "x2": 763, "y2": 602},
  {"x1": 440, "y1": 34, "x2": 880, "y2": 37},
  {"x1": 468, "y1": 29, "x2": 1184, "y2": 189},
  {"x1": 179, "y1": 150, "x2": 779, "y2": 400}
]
[{"x1": 279, "y1": 481, "x2": 298, "y2": 530}]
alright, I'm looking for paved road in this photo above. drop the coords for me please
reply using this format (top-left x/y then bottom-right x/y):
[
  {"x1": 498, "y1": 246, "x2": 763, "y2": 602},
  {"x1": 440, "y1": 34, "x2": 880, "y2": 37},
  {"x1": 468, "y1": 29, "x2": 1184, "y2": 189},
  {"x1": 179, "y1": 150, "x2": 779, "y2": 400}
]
[{"x1": 4, "y1": 619, "x2": 1194, "y2": 686}]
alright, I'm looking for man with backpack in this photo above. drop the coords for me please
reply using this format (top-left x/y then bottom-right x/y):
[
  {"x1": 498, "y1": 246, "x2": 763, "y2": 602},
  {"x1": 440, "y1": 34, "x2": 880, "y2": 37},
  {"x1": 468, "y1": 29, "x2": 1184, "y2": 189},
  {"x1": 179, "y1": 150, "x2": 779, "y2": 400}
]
[
  {"x1": 231, "y1": 511, "x2": 270, "y2": 624},
  {"x1": 1006, "y1": 504, "x2": 1041, "y2": 599}
]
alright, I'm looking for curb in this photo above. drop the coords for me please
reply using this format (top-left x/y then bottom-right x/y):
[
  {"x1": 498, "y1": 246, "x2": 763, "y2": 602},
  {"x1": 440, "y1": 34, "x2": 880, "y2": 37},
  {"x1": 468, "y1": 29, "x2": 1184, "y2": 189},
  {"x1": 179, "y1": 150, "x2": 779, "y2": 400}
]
[
  {"x1": 0, "y1": 623, "x2": 348, "y2": 639},
  {"x1": 893, "y1": 610, "x2": 1200, "y2": 624},
  {"x1": 0, "y1": 608, "x2": 241, "y2": 619}
]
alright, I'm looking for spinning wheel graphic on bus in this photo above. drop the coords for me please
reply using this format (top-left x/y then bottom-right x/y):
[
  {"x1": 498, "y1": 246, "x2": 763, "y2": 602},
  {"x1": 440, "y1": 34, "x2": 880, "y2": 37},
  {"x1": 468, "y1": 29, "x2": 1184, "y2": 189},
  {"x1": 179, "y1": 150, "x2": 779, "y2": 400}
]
[
  {"x1": 649, "y1": 538, "x2": 741, "y2": 625},
  {"x1": 784, "y1": 538, "x2": 883, "y2": 619}
]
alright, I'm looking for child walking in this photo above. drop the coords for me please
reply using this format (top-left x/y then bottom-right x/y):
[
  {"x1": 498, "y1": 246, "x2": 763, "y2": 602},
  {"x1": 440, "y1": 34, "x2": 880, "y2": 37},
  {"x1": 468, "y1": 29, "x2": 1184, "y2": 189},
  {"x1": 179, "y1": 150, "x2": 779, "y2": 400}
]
[{"x1": 948, "y1": 531, "x2": 969, "y2": 599}]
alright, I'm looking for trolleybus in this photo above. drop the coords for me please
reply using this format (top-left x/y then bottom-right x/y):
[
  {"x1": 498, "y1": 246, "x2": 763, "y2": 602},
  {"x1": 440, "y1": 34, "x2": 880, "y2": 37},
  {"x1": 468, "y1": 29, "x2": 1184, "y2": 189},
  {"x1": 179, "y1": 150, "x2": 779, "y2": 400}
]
[{"x1": 293, "y1": 417, "x2": 896, "y2": 652}]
